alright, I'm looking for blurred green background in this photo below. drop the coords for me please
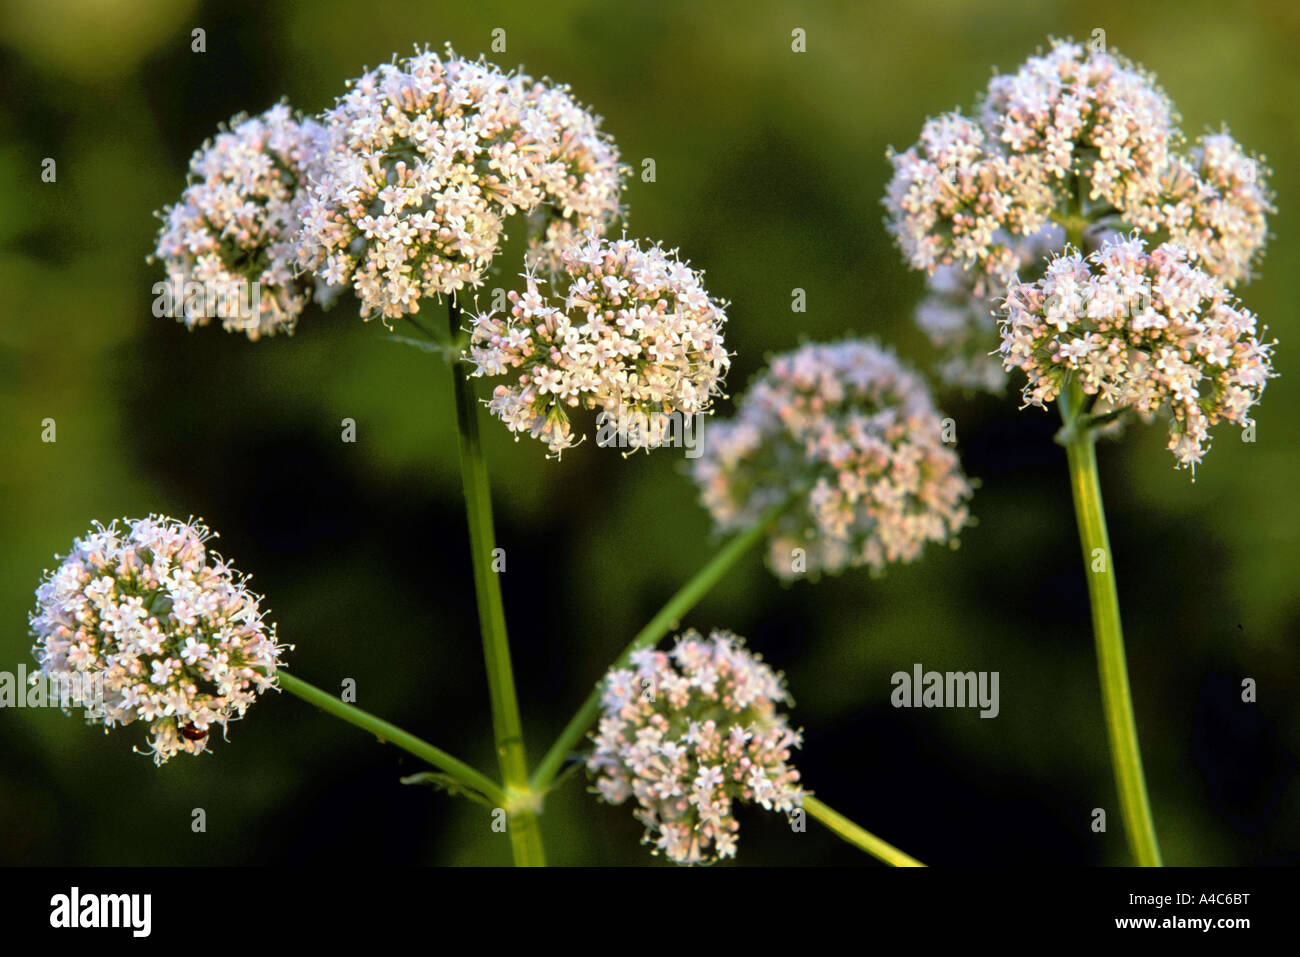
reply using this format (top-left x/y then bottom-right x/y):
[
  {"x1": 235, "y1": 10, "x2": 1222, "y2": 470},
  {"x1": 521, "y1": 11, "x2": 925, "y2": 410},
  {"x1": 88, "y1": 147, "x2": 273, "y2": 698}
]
[{"x1": 1, "y1": 0, "x2": 1296, "y2": 866}]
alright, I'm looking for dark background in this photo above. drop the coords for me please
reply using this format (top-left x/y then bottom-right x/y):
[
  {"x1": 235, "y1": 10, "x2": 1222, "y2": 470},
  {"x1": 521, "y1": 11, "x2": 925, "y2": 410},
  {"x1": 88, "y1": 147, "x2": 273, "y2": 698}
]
[{"x1": 0, "y1": 0, "x2": 1296, "y2": 865}]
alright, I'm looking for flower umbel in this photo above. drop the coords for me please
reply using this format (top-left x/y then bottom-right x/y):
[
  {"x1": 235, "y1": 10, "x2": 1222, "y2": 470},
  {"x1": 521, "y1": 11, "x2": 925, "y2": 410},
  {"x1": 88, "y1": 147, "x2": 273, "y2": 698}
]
[
  {"x1": 692, "y1": 339, "x2": 973, "y2": 579},
  {"x1": 29, "y1": 516, "x2": 288, "y2": 764},
  {"x1": 999, "y1": 235, "x2": 1275, "y2": 471},
  {"x1": 979, "y1": 39, "x2": 1178, "y2": 216},
  {"x1": 884, "y1": 112, "x2": 1055, "y2": 296},
  {"x1": 1135, "y1": 130, "x2": 1274, "y2": 287},
  {"x1": 152, "y1": 103, "x2": 327, "y2": 340},
  {"x1": 466, "y1": 235, "x2": 730, "y2": 456},
  {"x1": 587, "y1": 629, "x2": 803, "y2": 864},
  {"x1": 297, "y1": 45, "x2": 626, "y2": 322},
  {"x1": 885, "y1": 38, "x2": 1272, "y2": 395}
]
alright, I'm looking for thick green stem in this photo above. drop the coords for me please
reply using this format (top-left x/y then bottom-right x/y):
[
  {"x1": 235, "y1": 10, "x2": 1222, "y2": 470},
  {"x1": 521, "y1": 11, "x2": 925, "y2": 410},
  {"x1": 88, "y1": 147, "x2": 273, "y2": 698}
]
[
  {"x1": 803, "y1": 795, "x2": 925, "y2": 867},
  {"x1": 276, "y1": 671, "x2": 506, "y2": 806},
  {"x1": 446, "y1": 298, "x2": 545, "y2": 866},
  {"x1": 530, "y1": 499, "x2": 790, "y2": 792},
  {"x1": 1059, "y1": 385, "x2": 1162, "y2": 866}
]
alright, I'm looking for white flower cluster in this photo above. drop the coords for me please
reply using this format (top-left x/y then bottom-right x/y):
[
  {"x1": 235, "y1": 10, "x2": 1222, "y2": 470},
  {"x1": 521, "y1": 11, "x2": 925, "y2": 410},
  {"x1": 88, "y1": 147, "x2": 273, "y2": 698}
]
[
  {"x1": 884, "y1": 112, "x2": 1055, "y2": 296},
  {"x1": 297, "y1": 45, "x2": 626, "y2": 321},
  {"x1": 588, "y1": 629, "x2": 803, "y2": 865},
  {"x1": 999, "y1": 236, "x2": 1275, "y2": 471},
  {"x1": 465, "y1": 235, "x2": 730, "y2": 455},
  {"x1": 152, "y1": 103, "x2": 327, "y2": 340},
  {"x1": 1134, "y1": 131, "x2": 1274, "y2": 287},
  {"x1": 979, "y1": 39, "x2": 1178, "y2": 216},
  {"x1": 692, "y1": 340, "x2": 973, "y2": 579},
  {"x1": 29, "y1": 516, "x2": 288, "y2": 764},
  {"x1": 885, "y1": 39, "x2": 1272, "y2": 392}
]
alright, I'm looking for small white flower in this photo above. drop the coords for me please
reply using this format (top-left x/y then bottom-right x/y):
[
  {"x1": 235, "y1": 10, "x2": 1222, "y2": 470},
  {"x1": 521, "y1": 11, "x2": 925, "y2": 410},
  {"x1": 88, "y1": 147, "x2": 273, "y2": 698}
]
[{"x1": 181, "y1": 637, "x2": 210, "y2": 665}]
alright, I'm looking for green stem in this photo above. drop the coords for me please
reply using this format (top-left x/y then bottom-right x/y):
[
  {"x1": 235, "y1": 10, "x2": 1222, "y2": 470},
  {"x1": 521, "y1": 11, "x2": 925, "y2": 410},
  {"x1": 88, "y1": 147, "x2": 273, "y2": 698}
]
[
  {"x1": 445, "y1": 298, "x2": 546, "y2": 866},
  {"x1": 1059, "y1": 384, "x2": 1162, "y2": 866},
  {"x1": 803, "y1": 795, "x2": 925, "y2": 867},
  {"x1": 530, "y1": 499, "x2": 790, "y2": 792},
  {"x1": 276, "y1": 671, "x2": 506, "y2": 806}
]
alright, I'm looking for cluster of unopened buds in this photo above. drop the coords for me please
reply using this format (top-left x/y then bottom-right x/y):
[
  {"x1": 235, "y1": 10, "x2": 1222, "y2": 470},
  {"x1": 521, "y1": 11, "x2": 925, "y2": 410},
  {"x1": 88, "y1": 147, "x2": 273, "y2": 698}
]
[
  {"x1": 885, "y1": 38, "x2": 1274, "y2": 403},
  {"x1": 588, "y1": 629, "x2": 804, "y2": 864},
  {"x1": 28, "y1": 517, "x2": 287, "y2": 764}
]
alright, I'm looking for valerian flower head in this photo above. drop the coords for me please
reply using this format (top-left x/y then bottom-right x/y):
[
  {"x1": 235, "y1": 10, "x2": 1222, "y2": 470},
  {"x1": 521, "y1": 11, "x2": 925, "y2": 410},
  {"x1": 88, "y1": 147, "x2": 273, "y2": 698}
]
[
  {"x1": 28, "y1": 516, "x2": 289, "y2": 765},
  {"x1": 998, "y1": 236, "x2": 1276, "y2": 472},
  {"x1": 1134, "y1": 131, "x2": 1274, "y2": 287},
  {"x1": 886, "y1": 38, "x2": 1273, "y2": 397},
  {"x1": 692, "y1": 339, "x2": 974, "y2": 579},
  {"x1": 296, "y1": 45, "x2": 626, "y2": 322},
  {"x1": 884, "y1": 112, "x2": 1056, "y2": 296},
  {"x1": 587, "y1": 628, "x2": 803, "y2": 865},
  {"x1": 465, "y1": 234, "x2": 730, "y2": 456},
  {"x1": 979, "y1": 39, "x2": 1179, "y2": 215},
  {"x1": 151, "y1": 103, "x2": 328, "y2": 340}
]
